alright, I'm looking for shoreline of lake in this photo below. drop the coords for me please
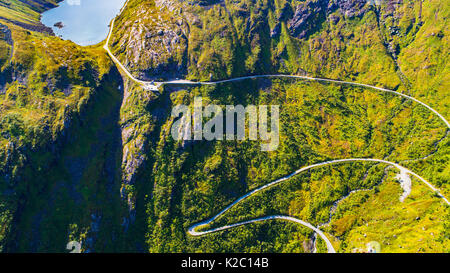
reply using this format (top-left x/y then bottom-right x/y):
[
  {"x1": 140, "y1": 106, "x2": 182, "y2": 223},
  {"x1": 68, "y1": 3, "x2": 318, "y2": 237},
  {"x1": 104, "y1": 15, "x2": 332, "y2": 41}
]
[{"x1": 41, "y1": 0, "x2": 126, "y2": 46}]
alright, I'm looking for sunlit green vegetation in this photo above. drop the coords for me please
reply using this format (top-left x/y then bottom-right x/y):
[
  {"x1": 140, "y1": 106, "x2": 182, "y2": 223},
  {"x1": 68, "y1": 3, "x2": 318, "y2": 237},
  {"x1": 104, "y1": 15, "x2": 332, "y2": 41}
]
[
  {"x1": 0, "y1": 0, "x2": 59, "y2": 23},
  {"x1": 137, "y1": 79, "x2": 448, "y2": 252},
  {"x1": 0, "y1": 0, "x2": 127, "y2": 251},
  {"x1": 0, "y1": 0, "x2": 448, "y2": 253}
]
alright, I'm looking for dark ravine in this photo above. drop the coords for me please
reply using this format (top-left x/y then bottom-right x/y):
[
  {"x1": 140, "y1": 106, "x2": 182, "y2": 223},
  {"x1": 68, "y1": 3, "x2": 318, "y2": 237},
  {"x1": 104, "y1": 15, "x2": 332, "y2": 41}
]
[
  {"x1": 0, "y1": 16, "x2": 55, "y2": 35},
  {"x1": 2, "y1": 66, "x2": 127, "y2": 252}
]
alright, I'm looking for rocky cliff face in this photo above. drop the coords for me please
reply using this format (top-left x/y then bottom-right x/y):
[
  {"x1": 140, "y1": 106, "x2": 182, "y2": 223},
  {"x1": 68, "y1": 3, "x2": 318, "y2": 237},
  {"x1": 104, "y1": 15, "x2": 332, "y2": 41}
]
[
  {"x1": 288, "y1": 0, "x2": 325, "y2": 39},
  {"x1": 3, "y1": 68, "x2": 125, "y2": 252},
  {"x1": 111, "y1": 0, "x2": 389, "y2": 81},
  {"x1": 1, "y1": 0, "x2": 448, "y2": 253},
  {"x1": 0, "y1": 0, "x2": 61, "y2": 34},
  {"x1": 288, "y1": 0, "x2": 371, "y2": 39}
]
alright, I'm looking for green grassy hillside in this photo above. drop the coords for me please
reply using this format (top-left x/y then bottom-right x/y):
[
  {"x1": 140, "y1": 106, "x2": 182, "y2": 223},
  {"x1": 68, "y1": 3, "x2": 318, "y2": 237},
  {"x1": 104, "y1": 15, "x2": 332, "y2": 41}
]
[
  {"x1": 0, "y1": 0, "x2": 448, "y2": 253},
  {"x1": 0, "y1": 0, "x2": 129, "y2": 252}
]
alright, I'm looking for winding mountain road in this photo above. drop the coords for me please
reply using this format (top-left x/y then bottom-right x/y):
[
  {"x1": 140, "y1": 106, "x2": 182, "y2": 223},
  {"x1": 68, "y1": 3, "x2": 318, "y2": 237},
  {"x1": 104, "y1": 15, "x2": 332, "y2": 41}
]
[
  {"x1": 187, "y1": 158, "x2": 449, "y2": 253},
  {"x1": 104, "y1": 10, "x2": 449, "y2": 129},
  {"x1": 104, "y1": 1, "x2": 450, "y2": 253}
]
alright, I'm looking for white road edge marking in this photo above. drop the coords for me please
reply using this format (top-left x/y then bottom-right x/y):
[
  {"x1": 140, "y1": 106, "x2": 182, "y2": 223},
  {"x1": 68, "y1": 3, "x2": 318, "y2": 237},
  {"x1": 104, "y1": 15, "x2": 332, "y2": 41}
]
[
  {"x1": 104, "y1": 1, "x2": 450, "y2": 254},
  {"x1": 187, "y1": 159, "x2": 449, "y2": 254}
]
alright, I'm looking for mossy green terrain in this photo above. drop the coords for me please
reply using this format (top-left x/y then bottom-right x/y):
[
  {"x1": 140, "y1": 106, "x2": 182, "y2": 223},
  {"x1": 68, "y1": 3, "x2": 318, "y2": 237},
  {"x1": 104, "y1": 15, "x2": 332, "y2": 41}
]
[
  {"x1": 0, "y1": 0, "x2": 448, "y2": 253},
  {"x1": 135, "y1": 79, "x2": 448, "y2": 253},
  {"x1": 0, "y1": 0, "x2": 128, "y2": 251}
]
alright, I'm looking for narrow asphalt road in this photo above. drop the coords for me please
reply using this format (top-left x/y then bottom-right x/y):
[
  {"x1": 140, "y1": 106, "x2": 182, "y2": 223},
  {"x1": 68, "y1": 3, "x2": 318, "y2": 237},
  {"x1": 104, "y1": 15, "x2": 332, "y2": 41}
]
[
  {"x1": 188, "y1": 215, "x2": 337, "y2": 253},
  {"x1": 187, "y1": 158, "x2": 449, "y2": 253},
  {"x1": 104, "y1": 11, "x2": 449, "y2": 129}
]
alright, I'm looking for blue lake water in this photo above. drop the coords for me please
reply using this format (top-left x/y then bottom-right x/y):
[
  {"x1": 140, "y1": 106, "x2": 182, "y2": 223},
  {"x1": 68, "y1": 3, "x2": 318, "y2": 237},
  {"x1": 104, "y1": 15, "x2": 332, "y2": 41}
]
[{"x1": 41, "y1": 0, "x2": 126, "y2": 46}]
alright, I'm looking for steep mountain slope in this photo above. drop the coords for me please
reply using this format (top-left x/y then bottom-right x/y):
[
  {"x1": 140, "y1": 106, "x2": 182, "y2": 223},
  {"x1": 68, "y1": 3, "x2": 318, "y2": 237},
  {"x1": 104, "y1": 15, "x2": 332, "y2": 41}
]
[
  {"x1": 0, "y1": 0, "x2": 448, "y2": 253},
  {"x1": 0, "y1": 0, "x2": 127, "y2": 252},
  {"x1": 111, "y1": 1, "x2": 399, "y2": 84},
  {"x1": 111, "y1": 0, "x2": 449, "y2": 253},
  {"x1": 0, "y1": 0, "x2": 60, "y2": 33}
]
